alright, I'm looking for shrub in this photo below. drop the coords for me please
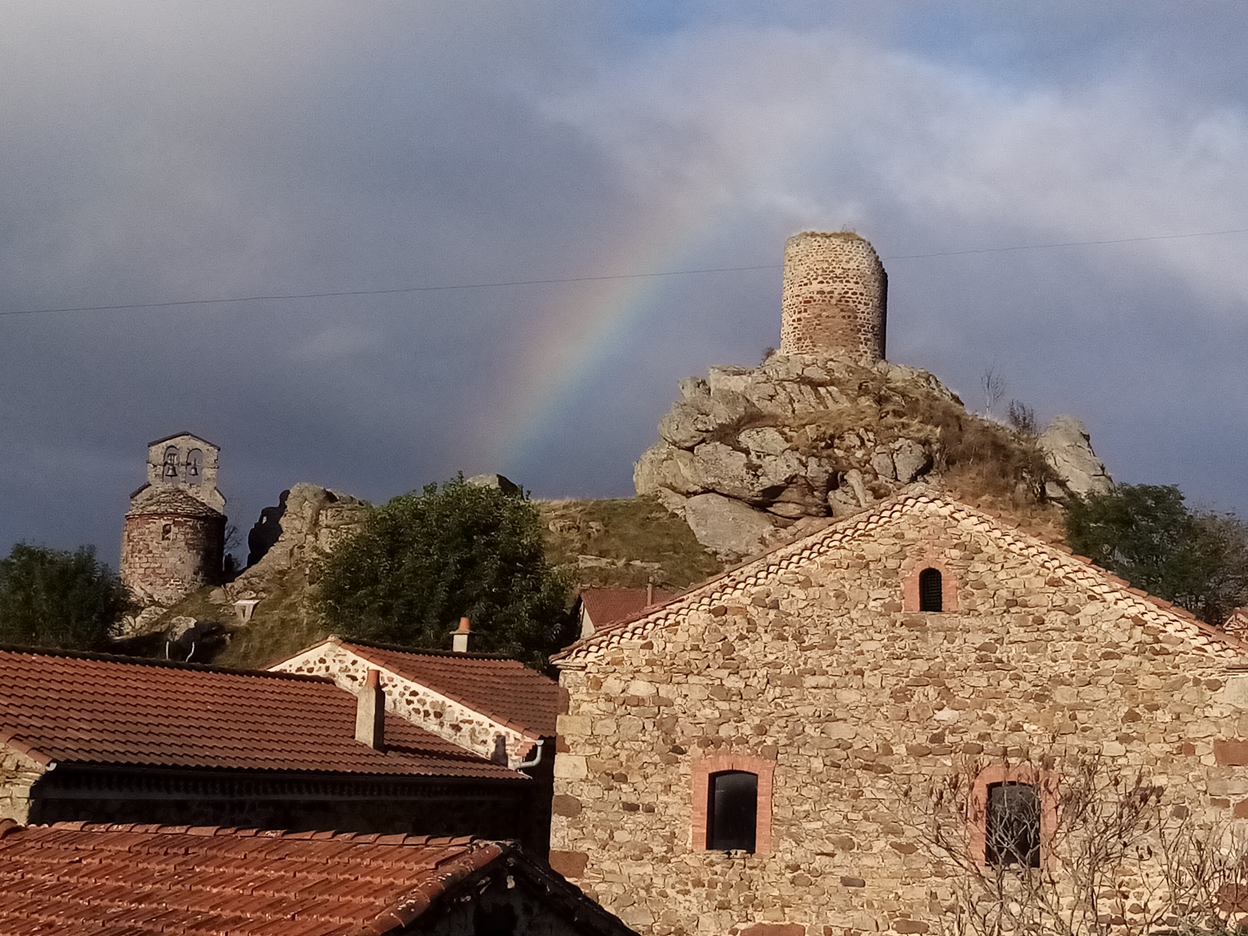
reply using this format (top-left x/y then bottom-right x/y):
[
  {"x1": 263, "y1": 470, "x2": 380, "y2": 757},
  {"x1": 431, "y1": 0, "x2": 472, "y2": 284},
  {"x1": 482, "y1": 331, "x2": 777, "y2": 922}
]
[
  {"x1": 0, "y1": 544, "x2": 133, "y2": 651},
  {"x1": 314, "y1": 476, "x2": 574, "y2": 668}
]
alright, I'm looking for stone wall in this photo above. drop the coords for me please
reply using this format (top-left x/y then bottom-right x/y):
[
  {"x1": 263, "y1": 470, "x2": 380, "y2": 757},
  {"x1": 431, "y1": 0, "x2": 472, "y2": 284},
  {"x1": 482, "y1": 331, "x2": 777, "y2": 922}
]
[
  {"x1": 550, "y1": 496, "x2": 1248, "y2": 936},
  {"x1": 780, "y1": 232, "x2": 887, "y2": 364},
  {"x1": 0, "y1": 748, "x2": 46, "y2": 823},
  {"x1": 273, "y1": 642, "x2": 537, "y2": 767},
  {"x1": 120, "y1": 510, "x2": 225, "y2": 606}
]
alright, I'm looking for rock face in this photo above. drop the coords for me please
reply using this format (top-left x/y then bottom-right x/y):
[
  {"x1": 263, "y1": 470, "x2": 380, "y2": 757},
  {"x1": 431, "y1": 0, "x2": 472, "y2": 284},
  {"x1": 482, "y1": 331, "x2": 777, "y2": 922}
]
[
  {"x1": 1038, "y1": 415, "x2": 1113, "y2": 501},
  {"x1": 635, "y1": 353, "x2": 955, "y2": 557},
  {"x1": 236, "y1": 483, "x2": 369, "y2": 588}
]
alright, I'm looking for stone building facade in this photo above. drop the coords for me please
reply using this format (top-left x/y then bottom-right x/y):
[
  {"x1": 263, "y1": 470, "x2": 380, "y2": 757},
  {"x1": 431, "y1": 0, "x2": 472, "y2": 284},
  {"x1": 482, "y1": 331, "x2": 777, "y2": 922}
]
[
  {"x1": 120, "y1": 432, "x2": 226, "y2": 605},
  {"x1": 549, "y1": 492, "x2": 1248, "y2": 936},
  {"x1": 779, "y1": 232, "x2": 887, "y2": 363}
]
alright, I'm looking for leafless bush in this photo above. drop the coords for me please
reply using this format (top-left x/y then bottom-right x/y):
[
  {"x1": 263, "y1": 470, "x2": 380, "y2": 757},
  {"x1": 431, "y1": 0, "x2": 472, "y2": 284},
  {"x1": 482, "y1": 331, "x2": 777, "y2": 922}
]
[{"x1": 899, "y1": 752, "x2": 1248, "y2": 936}]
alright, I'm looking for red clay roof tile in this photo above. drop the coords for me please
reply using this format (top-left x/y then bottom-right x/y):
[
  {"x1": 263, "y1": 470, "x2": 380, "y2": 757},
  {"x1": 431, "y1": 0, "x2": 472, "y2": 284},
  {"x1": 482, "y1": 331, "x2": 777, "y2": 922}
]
[
  {"x1": 579, "y1": 586, "x2": 676, "y2": 628},
  {"x1": 0, "y1": 822, "x2": 520, "y2": 934},
  {"x1": 333, "y1": 641, "x2": 560, "y2": 737},
  {"x1": 0, "y1": 648, "x2": 521, "y2": 780}
]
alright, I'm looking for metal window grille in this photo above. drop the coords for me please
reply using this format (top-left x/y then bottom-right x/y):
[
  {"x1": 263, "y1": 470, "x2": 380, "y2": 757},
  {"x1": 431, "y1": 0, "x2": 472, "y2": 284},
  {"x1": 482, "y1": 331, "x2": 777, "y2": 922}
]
[{"x1": 919, "y1": 568, "x2": 943, "y2": 612}]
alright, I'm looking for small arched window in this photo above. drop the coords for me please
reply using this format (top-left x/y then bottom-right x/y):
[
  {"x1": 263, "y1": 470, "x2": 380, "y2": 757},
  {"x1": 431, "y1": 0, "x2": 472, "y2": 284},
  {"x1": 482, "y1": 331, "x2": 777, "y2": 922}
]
[
  {"x1": 919, "y1": 567, "x2": 943, "y2": 612},
  {"x1": 986, "y1": 782, "x2": 1041, "y2": 867},
  {"x1": 162, "y1": 446, "x2": 180, "y2": 480},
  {"x1": 707, "y1": 771, "x2": 758, "y2": 852}
]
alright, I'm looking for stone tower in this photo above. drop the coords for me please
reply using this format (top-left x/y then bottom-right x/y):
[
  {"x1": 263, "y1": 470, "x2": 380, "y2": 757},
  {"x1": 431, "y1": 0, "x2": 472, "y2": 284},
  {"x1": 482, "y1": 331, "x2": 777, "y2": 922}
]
[
  {"x1": 779, "y1": 231, "x2": 887, "y2": 363},
  {"x1": 120, "y1": 433, "x2": 226, "y2": 606}
]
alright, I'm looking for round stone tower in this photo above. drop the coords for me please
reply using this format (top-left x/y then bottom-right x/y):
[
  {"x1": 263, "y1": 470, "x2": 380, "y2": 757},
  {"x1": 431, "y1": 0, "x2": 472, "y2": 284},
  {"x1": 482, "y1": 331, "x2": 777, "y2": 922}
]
[
  {"x1": 121, "y1": 489, "x2": 225, "y2": 605},
  {"x1": 120, "y1": 432, "x2": 226, "y2": 606},
  {"x1": 779, "y1": 231, "x2": 887, "y2": 363}
]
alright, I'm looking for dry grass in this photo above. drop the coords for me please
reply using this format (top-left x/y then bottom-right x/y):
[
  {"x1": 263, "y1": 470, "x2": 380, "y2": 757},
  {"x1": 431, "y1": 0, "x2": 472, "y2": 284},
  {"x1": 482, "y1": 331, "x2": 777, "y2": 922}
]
[{"x1": 538, "y1": 496, "x2": 724, "y2": 590}]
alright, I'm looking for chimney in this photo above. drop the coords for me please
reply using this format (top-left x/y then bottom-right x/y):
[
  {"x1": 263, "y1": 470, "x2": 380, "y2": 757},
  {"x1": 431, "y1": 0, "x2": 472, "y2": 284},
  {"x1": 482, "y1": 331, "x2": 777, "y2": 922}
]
[
  {"x1": 646, "y1": 579, "x2": 654, "y2": 606},
  {"x1": 451, "y1": 616, "x2": 471, "y2": 653},
  {"x1": 355, "y1": 668, "x2": 385, "y2": 749}
]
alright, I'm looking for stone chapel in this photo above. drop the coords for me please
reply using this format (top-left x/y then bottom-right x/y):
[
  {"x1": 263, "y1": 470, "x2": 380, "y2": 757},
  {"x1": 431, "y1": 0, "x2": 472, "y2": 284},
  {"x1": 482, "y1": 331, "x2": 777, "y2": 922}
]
[{"x1": 120, "y1": 432, "x2": 226, "y2": 605}]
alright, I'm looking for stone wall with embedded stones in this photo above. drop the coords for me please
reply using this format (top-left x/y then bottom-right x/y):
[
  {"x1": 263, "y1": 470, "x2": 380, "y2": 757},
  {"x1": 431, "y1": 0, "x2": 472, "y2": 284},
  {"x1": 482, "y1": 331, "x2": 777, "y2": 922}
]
[
  {"x1": 780, "y1": 232, "x2": 887, "y2": 364},
  {"x1": 550, "y1": 501, "x2": 1248, "y2": 936},
  {"x1": 272, "y1": 642, "x2": 536, "y2": 767}
]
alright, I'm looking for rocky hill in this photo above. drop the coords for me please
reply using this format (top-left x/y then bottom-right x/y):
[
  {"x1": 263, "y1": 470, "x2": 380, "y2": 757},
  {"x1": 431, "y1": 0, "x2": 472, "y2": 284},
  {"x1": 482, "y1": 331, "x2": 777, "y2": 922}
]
[{"x1": 634, "y1": 352, "x2": 1108, "y2": 559}]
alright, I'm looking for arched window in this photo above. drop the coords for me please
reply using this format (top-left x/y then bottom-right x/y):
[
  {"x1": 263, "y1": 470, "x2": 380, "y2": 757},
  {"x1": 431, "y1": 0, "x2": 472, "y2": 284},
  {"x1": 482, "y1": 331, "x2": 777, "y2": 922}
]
[
  {"x1": 986, "y1": 781, "x2": 1041, "y2": 867},
  {"x1": 707, "y1": 771, "x2": 758, "y2": 852},
  {"x1": 919, "y1": 568, "x2": 943, "y2": 612},
  {"x1": 163, "y1": 446, "x2": 180, "y2": 480}
]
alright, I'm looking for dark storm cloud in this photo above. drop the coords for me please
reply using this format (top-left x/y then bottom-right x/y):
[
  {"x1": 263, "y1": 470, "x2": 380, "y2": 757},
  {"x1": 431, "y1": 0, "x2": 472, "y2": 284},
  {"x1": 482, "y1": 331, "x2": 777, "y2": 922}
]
[{"x1": 2, "y1": 2, "x2": 1245, "y2": 568}]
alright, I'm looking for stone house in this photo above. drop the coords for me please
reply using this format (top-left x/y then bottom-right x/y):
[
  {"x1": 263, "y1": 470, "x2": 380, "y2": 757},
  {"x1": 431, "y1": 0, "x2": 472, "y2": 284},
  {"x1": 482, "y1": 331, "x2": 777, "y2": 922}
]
[
  {"x1": 272, "y1": 635, "x2": 561, "y2": 848},
  {"x1": 0, "y1": 820, "x2": 638, "y2": 936},
  {"x1": 549, "y1": 491, "x2": 1248, "y2": 936},
  {"x1": 0, "y1": 646, "x2": 543, "y2": 845}
]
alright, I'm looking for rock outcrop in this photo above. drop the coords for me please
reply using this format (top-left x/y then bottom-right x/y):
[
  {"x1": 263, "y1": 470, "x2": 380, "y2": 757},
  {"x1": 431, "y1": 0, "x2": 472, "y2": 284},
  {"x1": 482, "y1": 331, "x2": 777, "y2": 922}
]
[
  {"x1": 235, "y1": 483, "x2": 369, "y2": 589},
  {"x1": 635, "y1": 354, "x2": 958, "y2": 557},
  {"x1": 636, "y1": 354, "x2": 1111, "y2": 560},
  {"x1": 1038, "y1": 415, "x2": 1113, "y2": 501}
]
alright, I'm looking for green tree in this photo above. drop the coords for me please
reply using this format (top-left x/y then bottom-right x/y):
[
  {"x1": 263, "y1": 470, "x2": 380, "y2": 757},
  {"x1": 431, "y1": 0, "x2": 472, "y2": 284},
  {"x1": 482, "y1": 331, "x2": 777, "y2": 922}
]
[
  {"x1": 314, "y1": 476, "x2": 574, "y2": 667},
  {"x1": 0, "y1": 544, "x2": 133, "y2": 650},
  {"x1": 1065, "y1": 483, "x2": 1248, "y2": 626}
]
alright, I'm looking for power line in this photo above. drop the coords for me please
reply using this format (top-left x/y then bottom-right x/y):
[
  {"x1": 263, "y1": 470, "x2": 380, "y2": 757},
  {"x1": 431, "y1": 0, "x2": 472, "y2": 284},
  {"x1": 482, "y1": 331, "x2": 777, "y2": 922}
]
[{"x1": 4, "y1": 226, "x2": 1247, "y2": 318}]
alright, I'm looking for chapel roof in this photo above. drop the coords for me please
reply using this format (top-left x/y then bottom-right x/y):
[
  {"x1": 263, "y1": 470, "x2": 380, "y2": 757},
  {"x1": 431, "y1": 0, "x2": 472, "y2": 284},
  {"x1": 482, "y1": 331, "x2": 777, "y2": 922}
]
[
  {"x1": 0, "y1": 821, "x2": 630, "y2": 936},
  {"x1": 555, "y1": 491, "x2": 1248, "y2": 664},
  {"x1": 126, "y1": 486, "x2": 224, "y2": 518},
  {"x1": 0, "y1": 647, "x2": 522, "y2": 780},
  {"x1": 147, "y1": 430, "x2": 218, "y2": 449},
  {"x1": 292, "y1": 639, "x2": 561, "y2": 738}
]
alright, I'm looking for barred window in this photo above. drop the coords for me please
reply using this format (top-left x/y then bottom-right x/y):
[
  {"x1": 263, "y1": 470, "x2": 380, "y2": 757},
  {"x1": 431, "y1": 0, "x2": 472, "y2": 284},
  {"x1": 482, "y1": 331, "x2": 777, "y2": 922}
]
[{"x1": 919, "y1": 568, "x2": 943, "y2": 612}]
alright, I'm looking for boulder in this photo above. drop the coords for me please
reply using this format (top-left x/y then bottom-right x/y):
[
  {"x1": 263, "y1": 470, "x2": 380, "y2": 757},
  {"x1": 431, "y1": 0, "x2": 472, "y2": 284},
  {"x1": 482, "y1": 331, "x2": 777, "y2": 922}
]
[
  {"x1": 683, "y1": 493, "x2": 779, "y2": 559},
  {"x1": 467, "y1": 473, "x2": 521, "y2": 495},
  {"x1": 1038, "y1": 416, "x2": 1113, "y2": 499}
]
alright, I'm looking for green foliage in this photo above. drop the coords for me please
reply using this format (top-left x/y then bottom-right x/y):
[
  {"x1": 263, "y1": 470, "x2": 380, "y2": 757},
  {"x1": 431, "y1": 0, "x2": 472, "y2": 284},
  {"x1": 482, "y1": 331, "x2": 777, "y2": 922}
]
[
  {"x1": 1066, "y1": 484, "x2": 1248, "y2": 626},
  {"x1": 314, "y1": 476, "x2": 574, "y2": 666},
  {"x1": 0, "y1": 544, "x2": 133, "y2": 650}
]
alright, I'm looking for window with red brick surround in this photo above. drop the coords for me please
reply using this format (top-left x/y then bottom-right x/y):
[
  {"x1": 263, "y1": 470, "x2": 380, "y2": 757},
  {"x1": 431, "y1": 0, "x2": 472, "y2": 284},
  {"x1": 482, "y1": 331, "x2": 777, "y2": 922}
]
[
  {"x1": 691, "y1": 754, "x2": 774, "y2": 854},
  {"x1": 969, "y1": 765, "x2": 1057, "y2": 866},
  {"x1": 902, "y1": 556, "x2": 958, "y2": 612}
]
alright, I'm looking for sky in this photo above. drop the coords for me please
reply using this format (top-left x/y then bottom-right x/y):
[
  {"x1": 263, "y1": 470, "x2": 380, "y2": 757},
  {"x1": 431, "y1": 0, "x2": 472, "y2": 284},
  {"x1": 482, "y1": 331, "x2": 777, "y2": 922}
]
[{"x1": 2, "y1": 1, "x2": 1246, "y2": 568}]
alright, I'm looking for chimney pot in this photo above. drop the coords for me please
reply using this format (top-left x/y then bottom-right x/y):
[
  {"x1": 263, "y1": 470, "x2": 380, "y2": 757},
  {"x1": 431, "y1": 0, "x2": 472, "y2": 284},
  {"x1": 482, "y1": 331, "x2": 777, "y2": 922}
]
[
  {"x1": 451, "y1": 616, "x2": 471, "y2": 653},
  {"x1": 355, "y1": 668, "x2": 385, "y2": 749}
]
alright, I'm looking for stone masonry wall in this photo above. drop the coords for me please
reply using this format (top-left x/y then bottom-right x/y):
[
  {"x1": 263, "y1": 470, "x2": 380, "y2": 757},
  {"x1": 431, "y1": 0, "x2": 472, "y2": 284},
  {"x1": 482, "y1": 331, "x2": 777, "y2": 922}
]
[
  {"x1": 551, "y1": 501, "x2": 1248, "y2": 936},
  {"x1": 780, "y1": 232, "x2": 887, "y2": 363},
  {"x1": 0, "y1": 747, "x2": 47, "y2": 823},
  {"x1": 273, "y1": 643, "x2": 537, "y2": 767},
  {"x1": 120, "y1": 512, "x2": 225, "y2": 606}
]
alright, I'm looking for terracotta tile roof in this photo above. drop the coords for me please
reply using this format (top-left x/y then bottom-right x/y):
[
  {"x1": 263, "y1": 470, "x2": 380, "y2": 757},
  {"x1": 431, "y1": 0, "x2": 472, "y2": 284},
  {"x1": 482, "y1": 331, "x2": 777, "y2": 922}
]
[
  {"x1": 0, "y1": 648, "x2": 522, "y2": 779},
  {"x1": 555, "y1": 491, "x2": 1248, "y2": 664},
  {"x1": 334, "y1": 641, "x2": 559, "y2": 738},
  {"x1": 579, "y1": 587, "x2": 677, "y2": 628},
  {"x1": 0, "y1": 820, "x2": 507, "y2": 935}
]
